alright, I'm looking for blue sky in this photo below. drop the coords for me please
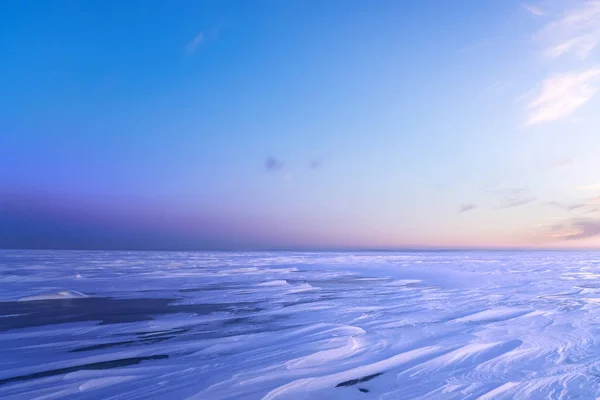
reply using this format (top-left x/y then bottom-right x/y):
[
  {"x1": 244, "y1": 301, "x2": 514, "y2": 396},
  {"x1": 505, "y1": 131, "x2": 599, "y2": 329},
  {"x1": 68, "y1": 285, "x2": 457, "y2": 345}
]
[{"x1": 3, "y1": 0, "x2": 600, "y2": 249}]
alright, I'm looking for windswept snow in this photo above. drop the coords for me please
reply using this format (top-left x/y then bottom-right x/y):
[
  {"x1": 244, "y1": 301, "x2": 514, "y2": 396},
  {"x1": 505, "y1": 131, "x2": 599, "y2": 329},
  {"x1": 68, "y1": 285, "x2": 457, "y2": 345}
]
[{"x1": 2, "y1": 250, "x2": 600, "y2": 399}]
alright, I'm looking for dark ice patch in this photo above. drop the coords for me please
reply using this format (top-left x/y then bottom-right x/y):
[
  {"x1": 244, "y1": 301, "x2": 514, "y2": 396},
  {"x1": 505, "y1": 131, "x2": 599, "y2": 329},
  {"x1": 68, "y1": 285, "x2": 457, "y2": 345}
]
[
  {"x1": 0, "y1": 298, "x2": 262, "y2": 331},
  {"x1": 69, "y1": 328, "x2": 190, "y2": 352},
  {"x1": 336, "y1": 373, "x2": 382, "y2": 387},
  {"x1": 0, "y1": 355, "x2": 168, "y2": 386}
]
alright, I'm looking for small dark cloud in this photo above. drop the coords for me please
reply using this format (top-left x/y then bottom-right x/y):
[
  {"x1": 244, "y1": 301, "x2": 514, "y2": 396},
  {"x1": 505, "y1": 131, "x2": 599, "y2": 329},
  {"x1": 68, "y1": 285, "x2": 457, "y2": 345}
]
[
  {"x1": 265, "y1": 156, "x2": 284, "y2": 172},
  {"x1": 459, "y1": 204, "x2": 477, "y2": 213},
  {"x1": 547, "y1": 201, "x2": 586, "y2": 211},
  {"x1": 588, "y1": 208, "x2": 599, "y2": 214},
  {"x1": 558, "y1": 219, "x2": 600, "y2": 240},
  {"x1": 550, "y1": 223, "x2": 564, "y2": 231},
  {"x1": 310, "y1": 159, "x2": 323, "y2": 169}
]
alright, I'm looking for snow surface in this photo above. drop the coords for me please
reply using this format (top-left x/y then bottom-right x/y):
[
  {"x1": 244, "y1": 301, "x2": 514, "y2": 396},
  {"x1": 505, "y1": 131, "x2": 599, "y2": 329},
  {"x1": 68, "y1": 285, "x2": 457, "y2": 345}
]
[{"x1": 2, "y1": 250, "x2": 600, "y2": 399}]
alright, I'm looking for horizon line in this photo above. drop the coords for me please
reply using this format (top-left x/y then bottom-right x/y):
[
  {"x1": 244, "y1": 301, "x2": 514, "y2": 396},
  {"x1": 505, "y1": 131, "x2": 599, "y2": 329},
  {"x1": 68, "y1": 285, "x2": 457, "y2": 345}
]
[{"x1": 1, "y1": 246, "x2": 599, "y2": 253}]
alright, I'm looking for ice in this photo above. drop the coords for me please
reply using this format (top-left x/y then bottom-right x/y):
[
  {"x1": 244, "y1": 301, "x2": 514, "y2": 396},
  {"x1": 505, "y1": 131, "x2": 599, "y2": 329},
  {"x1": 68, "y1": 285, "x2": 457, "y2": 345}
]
[
  {"x1": 256, "y1": 280, "x2": 291, "y2": 287},
  {"x1": 2, "y1": 250, "x2": 600, "y2": 399},
  {"x1": 78, "y1": 376, "x2": 139, "y2": 391},
  {"x1": 18, "y1": 290, "x2": 88, "y2": 302}
]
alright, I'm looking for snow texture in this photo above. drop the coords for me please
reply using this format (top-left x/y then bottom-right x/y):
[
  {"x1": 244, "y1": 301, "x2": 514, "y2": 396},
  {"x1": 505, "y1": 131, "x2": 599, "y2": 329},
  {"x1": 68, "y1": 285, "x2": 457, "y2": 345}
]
[{"x1": 2, "y1": 250, "x2": 600, "y2": 399}]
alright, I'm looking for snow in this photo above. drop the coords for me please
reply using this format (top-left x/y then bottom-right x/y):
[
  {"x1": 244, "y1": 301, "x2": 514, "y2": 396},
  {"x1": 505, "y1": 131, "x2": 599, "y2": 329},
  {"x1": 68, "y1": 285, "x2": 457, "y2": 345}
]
[{"x1": 2, "y1": 250, "x2": 600, "y2": 399}]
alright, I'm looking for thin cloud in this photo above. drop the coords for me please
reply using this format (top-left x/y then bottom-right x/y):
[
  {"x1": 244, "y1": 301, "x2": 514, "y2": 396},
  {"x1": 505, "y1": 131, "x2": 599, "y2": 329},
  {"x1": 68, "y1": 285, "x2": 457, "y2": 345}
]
[
  {"x1": 546, "y1": 36, "x2": 597, "y2": 59},
  {"x1": 547, "y1": 201, "x2": 586, "y2": 211},
  {"x1": 499, "y1": 197, "x2": 537, "y2": 209},
  {"x1": 554, "y1": 218, "x2": 600, "y2": 240},
  {"x1": 547, "y1": 196, "x2": 600, "y2": 214},
  {"x1": 524, "y1": 68, "x2": 600, "y2": 126},
  {"x1": 522, "y1": 1, "x2": 600, "y2": 126},
  {"x1": 459, "y1": 204, "x2": 477, "y2": 213},
  {"x1": 186, "y1": 32, "x2": 205, "y2": 54},
  {"x1": 265, "y1": 156, "x2": 284, "y2": 172},
  {"x1": 523, "y1": 4, "x2": 544, "y2": 16},
  {"x1": 540, "y1": 1, "x2": 600, "y2": 60},
  {"x1": 487, "y1": 187, "x2": 535, "y2": 209}
]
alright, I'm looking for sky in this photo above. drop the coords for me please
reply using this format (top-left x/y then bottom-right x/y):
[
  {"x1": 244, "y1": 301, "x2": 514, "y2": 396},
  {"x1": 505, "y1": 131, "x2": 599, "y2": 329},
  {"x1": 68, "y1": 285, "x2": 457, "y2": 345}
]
[{"x1": 3, "y1": 0, "x2": 600, "y2": 250}]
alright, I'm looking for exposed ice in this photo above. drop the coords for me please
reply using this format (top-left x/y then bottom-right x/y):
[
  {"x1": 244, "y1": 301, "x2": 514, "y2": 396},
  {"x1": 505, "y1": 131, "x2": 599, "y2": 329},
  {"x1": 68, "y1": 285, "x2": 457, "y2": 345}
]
[
  {"x1": 18, "y1": 290, "x2": 88, "y2": 302},
  {"x1": 2, "y1": 250, "x2": 600, "y2": 399},
  {"x1": 256, "y1": 280, "x2": 290, "y2": 286}
]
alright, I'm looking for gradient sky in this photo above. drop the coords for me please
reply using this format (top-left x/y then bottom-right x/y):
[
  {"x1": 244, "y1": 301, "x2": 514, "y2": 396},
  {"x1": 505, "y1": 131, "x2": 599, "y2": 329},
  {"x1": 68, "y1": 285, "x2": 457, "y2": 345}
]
[{"x1": 3, "y1": 0, "x2": 600, "y2": 250}]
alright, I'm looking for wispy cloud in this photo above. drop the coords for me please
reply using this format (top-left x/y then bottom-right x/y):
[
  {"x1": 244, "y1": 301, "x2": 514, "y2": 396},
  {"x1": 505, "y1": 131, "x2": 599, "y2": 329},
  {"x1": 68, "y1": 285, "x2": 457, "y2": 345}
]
[
  {"x1": 522, "y1": 1, "x2": 600, "y2": 126},
  {"x1": 186, "y1": 32, "x2": 205, "y2": 55},
  {"x1": 487, "y1": 187, "x2": 536, "y2": 209},
  {"x1": 524, "y1": 68, "x2": 600, "y2": 126},
  {"x1": 546, "y1": 36, "x2": 598, "y2": 59},
  {"x1": 545, "y1": 196, "x2": 600, "y2": 215},
  {"x1": 553, "y1": 218, "x2": 600, "y2": 240},
  {"x1": 547, "y1": 201, "x2": 586, "y2": 211},
  {"x1": 525, "y1": 68, "x2": 600, "y2": 126},
  {"x1": 499, "y1": 197, "x2": 537, "y2": 209},
  {"x1": 540, "y1": 1, "x2": 600, "y2": 60},
  {"x1": 265, "y1": 156, "x2": 284, "y2": 172},
  {"x1": 459, "y1": 204, "x2": 477, "y2": 213},
  {"x1": 523, "y1": 4, "x2": 544, "y2": 16}
]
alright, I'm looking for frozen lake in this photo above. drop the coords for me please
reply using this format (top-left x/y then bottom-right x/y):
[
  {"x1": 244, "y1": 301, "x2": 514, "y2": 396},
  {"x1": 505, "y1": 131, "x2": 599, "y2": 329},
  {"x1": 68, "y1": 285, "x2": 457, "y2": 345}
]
[{"x1": 2, "y1": 250, "x2": 600, "y2": 399}]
